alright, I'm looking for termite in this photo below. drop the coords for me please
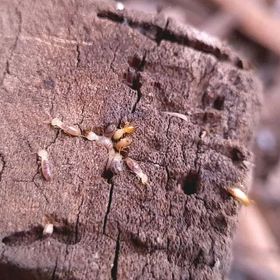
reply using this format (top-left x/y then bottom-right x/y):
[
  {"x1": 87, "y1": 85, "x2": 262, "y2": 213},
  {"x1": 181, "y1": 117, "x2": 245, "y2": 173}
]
[
  {"x1": 51, "y1": 118, "x2": 81, "y2": 137},
  {"x1": 125, "y1": 157, "x2": 148, "y2": 185},
  {"x1": 83, "y1": 130, "x2": 99, "y2": 141},
  {"x1": 116, "y1": 2, "x2": 125, "y2": 11},
  {"x1": 42, "y1": 214, "x2": 58, "y2": 235},
  {"x1": 227, "y1": 187, "x2": 253, "y2": 206},
  {"x1": 114, "y1": 137, "x2": 132, "y2": 152},
  {"x1": 113, "y1": 122, "x2": 135, "y2": 141},
  {"x1": 162, "y1": 111, "x2": 189, "y2": 122},
  {"x1": 43, "y1": 223, "x2": 54, "y2": 235},
  {"x1": 107, "y1": 150, "x2": 124, "y2": 174},
  {"x1": 38, "y1": 149, "x2": 52, "y2": 181},
  {"x1": 104, "y1": 124, "x2": 117, "y2": 138},
  {"x1": 83, "y1": 130, "x2": 113, "y2": 151},
  {"x1": 97, "y1": 136, "x2": 113, "y2": 151}
]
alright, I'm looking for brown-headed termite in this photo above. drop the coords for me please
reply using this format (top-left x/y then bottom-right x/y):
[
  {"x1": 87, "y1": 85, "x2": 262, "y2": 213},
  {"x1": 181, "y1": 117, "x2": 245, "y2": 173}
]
[
  {"x1": 107, "y1": 150, "x2": 124, "y2": 174},
  {"x1": 113, "y1": 122, "x2": 135, "y2": 141},
  {"x1": 38, "y1": 149, "x2": 52, "y2": 181},
  {"x1": 114, "y1": 137, "x2": 132, "y2": 152},
  {"x1": 125, "y1": 157, "x2": 148, "y2": 185},
  {"x1": 51, "y1": 118, "x2": 81, "y2": 137},
  {"x1": 227, "y1": 187, "x2": 254, "y2": 206}
]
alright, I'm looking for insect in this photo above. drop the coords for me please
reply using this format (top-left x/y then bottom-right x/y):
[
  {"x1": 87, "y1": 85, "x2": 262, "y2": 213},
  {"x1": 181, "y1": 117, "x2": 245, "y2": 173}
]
[
  {"x1": 107, "y1": 150, "x2": 124, "y2": 174},
  {"x1": 113, "y1": 122, "x2": 135, "y2": 141},
  {"x1": 51, "y1": 118, "x2": 81, "y2": 137},
  {"x1": 43, "y1": 223, "x2": 54, "y2": 235},
  {"x1": 162, "y1": 111, "x2": 189, "y2": 122},
  {"x1": 116, "y1": 2, "x2": 125, "y2": 11},
  {"x1": 227, "y1": 187, "x2": 253, "y2": 206},
  {"x1": 37, "y1": 149, "x2": 52, "y2": 181},
  {"x1": 125, "y1": 157, "x2": 148, "y2": 185},
  {"x1": 42, "y1": 214, "x2": 59, "y2": 235},
  {"x1": 104, "y1": 124, "x2": 117, "y2": 138},
  {"x1": 83, "y1": 130, "x2": 99, "y2": 141},
  {"x1": 97, "y1": 136, "x2": 113, "y2": 151},
  {"x1": 83, "y1": 130, "x2": 113, "y2": 151},
  {"x1": 114, "y1": 137, "x2": 132, "y2": 152}
]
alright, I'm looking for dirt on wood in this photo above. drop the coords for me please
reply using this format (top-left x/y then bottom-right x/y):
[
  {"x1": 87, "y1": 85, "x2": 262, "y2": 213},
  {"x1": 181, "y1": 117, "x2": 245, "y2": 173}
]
[{"x1": 0, "y1": 0, "x2": 261, "y2": 279}]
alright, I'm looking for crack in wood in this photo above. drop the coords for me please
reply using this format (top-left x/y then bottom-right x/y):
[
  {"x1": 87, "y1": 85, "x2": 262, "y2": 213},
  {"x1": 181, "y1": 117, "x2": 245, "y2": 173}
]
[
  {"x1": 0, "y1": 154, "x2": 6, "y2": 182},
  {"x1": 102, "y1": 183, "x2": 114, "y2": 234},
  {"x1": 111, "y1": 233, "x2": 121, "y2": 280},
  {"x1": 97, "y1": 10, "x2": 244, "y2": 69}
]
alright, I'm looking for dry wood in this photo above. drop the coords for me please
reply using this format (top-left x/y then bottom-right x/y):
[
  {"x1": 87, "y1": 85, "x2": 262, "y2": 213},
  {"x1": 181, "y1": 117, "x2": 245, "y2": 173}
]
[{"x1": 0, "y1": 0, "x2": 261, "y2": 279}]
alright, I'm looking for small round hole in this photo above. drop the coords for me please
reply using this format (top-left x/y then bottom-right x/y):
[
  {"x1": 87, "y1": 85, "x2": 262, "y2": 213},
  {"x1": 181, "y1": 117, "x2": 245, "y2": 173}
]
[{"x1": 180, "y1": 171, "x2": 200, "y2": 195}]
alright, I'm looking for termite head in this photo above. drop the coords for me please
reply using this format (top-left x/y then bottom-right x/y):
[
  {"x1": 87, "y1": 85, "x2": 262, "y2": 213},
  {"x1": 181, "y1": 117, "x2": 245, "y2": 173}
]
[
  {"x1": 140, "y1": 173, "x2": 148, "y2": 185},
  {"x1": 227, "y1": 187, "x2": 253, "y2": 206},
  {"x1": 42, "y1": 214, "x2": 55, "y2": 235},
  {"x1": 113, "y1": 122, "x2": 135, "y2": 141},
  {"x1": 38, "y1": 149, "x2": 48, "y2": 160},
  {"x1": 114, "y1": 137, "x2": 132, "y2": 152},
  {"x1": 51, "y1": 117, "x2": 63, "y2": 128},
  {"x1": 123, "y1": 122, "x2": 135, "y2": 135},
  {"x1": 125, "y1": 157, "x2": 148, "y2": 185},
  {"x1": 83, "y1": 130, "x2": 99, "y2": 141},
  {"x1": 43, "y1": 223, "x2": 54, "y2": 235},
  {"x1": 116, "y1": 2, "x2": 125, "y2": 11}
]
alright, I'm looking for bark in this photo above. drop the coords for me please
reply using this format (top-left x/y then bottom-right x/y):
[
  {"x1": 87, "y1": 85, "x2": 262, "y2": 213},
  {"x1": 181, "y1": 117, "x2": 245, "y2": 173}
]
[{"x1": 0, "y1": 0, "x2": 261, "y2": 279}]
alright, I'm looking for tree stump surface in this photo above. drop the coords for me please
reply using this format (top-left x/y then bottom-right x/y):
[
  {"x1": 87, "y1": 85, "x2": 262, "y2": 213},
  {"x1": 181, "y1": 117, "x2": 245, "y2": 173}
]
[{"x1": 0, "y1": 0, "x2": 261, "y2": 279}]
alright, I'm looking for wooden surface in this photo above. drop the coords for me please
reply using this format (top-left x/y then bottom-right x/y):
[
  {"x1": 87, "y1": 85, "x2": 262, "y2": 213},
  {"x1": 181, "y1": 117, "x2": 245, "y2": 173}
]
[{"x1": 0, "y1": 0, "x2": 261, "y2": 279}]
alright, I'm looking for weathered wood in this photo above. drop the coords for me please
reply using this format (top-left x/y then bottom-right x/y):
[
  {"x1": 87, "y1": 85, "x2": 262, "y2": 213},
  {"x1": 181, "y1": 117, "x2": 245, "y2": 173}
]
[{"x1": 0, "y1": 0, "x2": 261, "y2": 279}]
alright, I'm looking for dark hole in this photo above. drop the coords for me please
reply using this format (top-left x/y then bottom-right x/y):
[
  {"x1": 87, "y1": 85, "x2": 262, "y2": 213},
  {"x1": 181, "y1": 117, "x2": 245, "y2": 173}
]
[
  {"x1": 102, "y1": 169, "x2": 114, "y2": 183},
  {"x1": 53, "y1": 223, "x2": 81, "y2": 245},
  {"x1": 0, "y1": 262, "x2": 78, "y2": 280},
  {"x1": 2, "y1": 226, "x2": 44, "y2": 247},
  {"x1": 154, "y1": 81, "x2": 161, "y2": 89},
  {"x1": 181, "y1": 171, "x2": 200, "y2": 195},
  {"x1": 213, "y1": 96, "x2": 225, "y2": 110},
  {"x1": 231, "y1": 147, "x2": 246, "y2": 162},
  {"x1": 130, "y1": 235, "x2": 148, "y2": 253},
  {"x1": 97, "y1": 11, "x2": 124, "y2": 23}
]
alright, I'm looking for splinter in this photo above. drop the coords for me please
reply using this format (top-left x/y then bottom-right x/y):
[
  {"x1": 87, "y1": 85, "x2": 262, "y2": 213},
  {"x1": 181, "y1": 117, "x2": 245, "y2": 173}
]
[
  {"x1": 38, "y1": 149, "x2": 52, "y2": 181},
  {"x1": 51, "y1": 117, "x2": 81, "y2": 137},
  {"x1": 227, "y1": 187, "x2": 253, "y2": 206},
  {"x1": 125, "y1": 157, "x2": 148, "y2": 185},
  {"x1": 114, "y1": 137, "x2": 132, "y2": 152},
  {"x1": 113, "y1": 122, "x2": 135, "y2": 141}
]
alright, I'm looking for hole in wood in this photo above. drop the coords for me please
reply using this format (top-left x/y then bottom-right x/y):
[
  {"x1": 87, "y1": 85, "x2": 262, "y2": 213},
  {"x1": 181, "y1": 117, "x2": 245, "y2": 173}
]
[
  {"x1": 2, "y1": 226, "x2": 44, "y2": 247},
  {"x1": 213, "y1": 96, "x2": 225, "y2": 110},
  {"x1": 180, "y1": 171, "x2": 200, "y2": 195},
  {"x1": 231, "y1": 147, "x2": 245, "y2": 162}
]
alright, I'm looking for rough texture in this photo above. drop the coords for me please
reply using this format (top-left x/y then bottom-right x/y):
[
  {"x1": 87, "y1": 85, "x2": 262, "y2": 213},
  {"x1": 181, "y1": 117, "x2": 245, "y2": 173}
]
[{"x1": 0, "y1": 0, "x2": 261, "y2": 279}]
